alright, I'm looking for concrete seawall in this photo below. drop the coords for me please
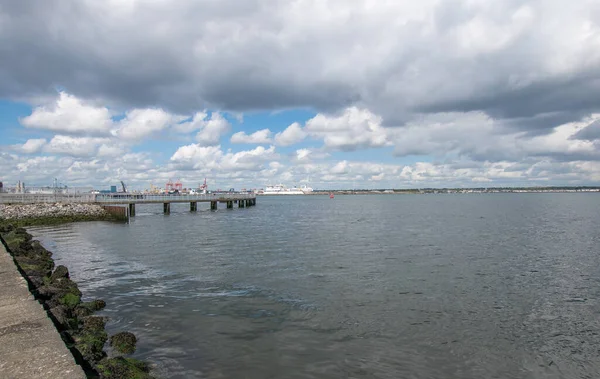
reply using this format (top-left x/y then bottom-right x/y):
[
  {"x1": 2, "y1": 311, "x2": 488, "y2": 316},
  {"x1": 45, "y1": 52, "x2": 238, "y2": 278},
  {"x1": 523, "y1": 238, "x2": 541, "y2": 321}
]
[
  {"x1": 99, "y1": 205, "x2": 128, "y2": 221},
  {"x1": 0, "y1": 242, "x2": 84, "y2": 378}
]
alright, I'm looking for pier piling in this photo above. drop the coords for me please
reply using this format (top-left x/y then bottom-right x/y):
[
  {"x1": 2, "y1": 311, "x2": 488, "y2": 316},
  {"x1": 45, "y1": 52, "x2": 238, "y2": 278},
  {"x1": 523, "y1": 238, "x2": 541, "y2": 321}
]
[
  {"x1": 239, "y1": 199, "x2": 245, "y2": 208},
  {"x1": 227, "y1": 201, "x2": 233, "y2": 209},
  {"x1": 128, "y1": 203, "x2": 136, "y2": 217},
  {"x1": 163, "y1": 203, "x2": 170, "y2": 214},
  {"x1": 190, "y1": 202, "x2": 197, "y2": 212}
]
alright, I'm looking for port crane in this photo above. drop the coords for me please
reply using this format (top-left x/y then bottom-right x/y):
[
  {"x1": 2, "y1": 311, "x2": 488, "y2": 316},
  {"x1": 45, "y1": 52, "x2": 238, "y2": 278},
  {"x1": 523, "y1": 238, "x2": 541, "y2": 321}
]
[{"x1": 200, "y1": 178, "x2": 208, "y2": 193}]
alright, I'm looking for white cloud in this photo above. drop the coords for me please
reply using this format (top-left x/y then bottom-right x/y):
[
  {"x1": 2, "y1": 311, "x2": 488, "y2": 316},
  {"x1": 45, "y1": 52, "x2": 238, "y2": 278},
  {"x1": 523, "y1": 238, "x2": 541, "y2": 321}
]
[
  {"x1": 172, "y1": 112, "x2": 232, "y2": 145},
  {"x1": 371, "y1": 173, "x2": 385, "y2": 181},
  {"x1": 195, "y1": 113, "x2": 231, "y2": 146},
  {"x1": 7, "y1": 93, "x2": 600, "y2": 190},
  {"x1": 221, "y1": 145, "x2": 277, "y2": 171},
  {"x1": 274, "y1": 122, "x2": 306, "y2": 146},
  {"x1": 20, "y1": 138, "x2": 46, "y2": 154},
  {"x1": 4, "y1": 141, "x2": 600, "y2": 191},
  {"x1": 20, "y1": 92, "x2": 112, "y2": 135},
  {"x1": 295, "y1": 148, "x2": 312, "y2": 161},
  {"x1": 19, "y1": 92, "x2": 189, "y2": 141},
  {"x1": 15, "y1": 156, "x2": 60, "y2": 175},
  {"x1": 170, "y1": 144, "x2": 222, "y2": 169},
  {"x1": 231, "y1": 129, "x2": 272, "y2": 144},
  {"x1": 172, "y1": 112, "x2": 208, "y2": 133},
  {"x1": 97, "y1": 143, "x2": 126, "y2": 158},
  {"x1": 43, "y1": 135, "x2": 113, "y2": 157},
  {"x1": 170, "y1": 144, "x2": 277, "y2": 172},
  {"x1": 330, "y1": 160, "x2": 350, "y2": 175},
  {"x1": 305, "y1": 107, "x2": 390, "y2": 151},
  {"x1": 114, "y1": 108, "x2": 181, "y2": 140}
]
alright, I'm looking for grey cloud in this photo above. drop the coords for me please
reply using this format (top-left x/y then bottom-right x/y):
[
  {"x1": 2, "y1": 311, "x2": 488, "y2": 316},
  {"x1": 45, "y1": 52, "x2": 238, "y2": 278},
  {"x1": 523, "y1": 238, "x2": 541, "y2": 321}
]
[
  {"x1": 419, "y1": 73, "x2": 600, "y2": 133},
  {"x1": 2, "y1": 0, "x2": 600, "y2": 132},
  {"x1": 501, "y1": 162, "x2": 535, "y2": 172},
  {"x1": 573, "y1": 120, "x2": 600, "y2": 141},
  {"x1": 501, "y1": 112, "x2": 588, "y2": 137}
]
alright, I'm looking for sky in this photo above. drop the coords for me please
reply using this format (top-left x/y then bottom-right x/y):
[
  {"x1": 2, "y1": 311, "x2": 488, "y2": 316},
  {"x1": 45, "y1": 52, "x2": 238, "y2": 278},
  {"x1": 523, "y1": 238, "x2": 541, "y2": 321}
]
[{"x1": 1, "y1": 0, "x2": 600, "y2": 191}]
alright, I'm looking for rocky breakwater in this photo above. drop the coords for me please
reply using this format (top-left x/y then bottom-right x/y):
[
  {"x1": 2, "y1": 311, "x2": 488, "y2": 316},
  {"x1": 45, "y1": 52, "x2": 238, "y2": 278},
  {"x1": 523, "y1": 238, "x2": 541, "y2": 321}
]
[
  {"x1": 0, "y1": 203, "x2": 121, "y2": 226},
  {"x1": 0, "y1": 224, "x2": 154, "y2": 378}
]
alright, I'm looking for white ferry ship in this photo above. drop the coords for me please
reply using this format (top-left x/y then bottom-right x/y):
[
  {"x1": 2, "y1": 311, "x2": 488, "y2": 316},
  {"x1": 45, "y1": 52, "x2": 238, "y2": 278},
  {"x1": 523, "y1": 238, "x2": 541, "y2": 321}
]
[{"x1": 260, "y1": 184, "x2": 313, "y2": 195}]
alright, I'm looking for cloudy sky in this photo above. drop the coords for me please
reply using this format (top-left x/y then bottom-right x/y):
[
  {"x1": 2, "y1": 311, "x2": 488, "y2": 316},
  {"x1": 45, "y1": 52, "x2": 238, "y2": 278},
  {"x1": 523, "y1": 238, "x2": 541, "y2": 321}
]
[{"x1": 2, "y1": 0, "x2": 600, "y2": 190}]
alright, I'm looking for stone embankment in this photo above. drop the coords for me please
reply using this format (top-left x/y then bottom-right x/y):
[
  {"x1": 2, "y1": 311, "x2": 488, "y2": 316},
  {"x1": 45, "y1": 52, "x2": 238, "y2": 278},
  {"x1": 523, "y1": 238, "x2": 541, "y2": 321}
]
[
  {"x1": 0, "y1": 203, "x2": 128, "y2": 227},
  {"x1": 0, "y1": 203, "x2": 108, "y2": 220},
  {"x1": 0, "y1": 225, "x2": 153, "y2": 378}
]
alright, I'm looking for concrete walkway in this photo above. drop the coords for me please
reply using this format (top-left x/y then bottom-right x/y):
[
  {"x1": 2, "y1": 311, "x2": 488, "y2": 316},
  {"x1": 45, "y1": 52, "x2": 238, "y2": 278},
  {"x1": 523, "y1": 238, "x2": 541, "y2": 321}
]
[{"x1": 0, "y1": 242, "x2": 84, "y2": 378}]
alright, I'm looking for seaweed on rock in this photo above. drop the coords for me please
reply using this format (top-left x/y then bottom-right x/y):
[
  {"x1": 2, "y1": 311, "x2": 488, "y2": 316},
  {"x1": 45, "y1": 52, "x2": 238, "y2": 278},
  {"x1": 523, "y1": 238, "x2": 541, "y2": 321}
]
[
  {"x1": 110, "y1": 332, "x2": 138, "y2": 355},
  {"x1": 0, "y1": 224, "x2": 155, "y2": 378},
  {"x1": 97, "y1": 357, "x2": 153, "y2": 379}
]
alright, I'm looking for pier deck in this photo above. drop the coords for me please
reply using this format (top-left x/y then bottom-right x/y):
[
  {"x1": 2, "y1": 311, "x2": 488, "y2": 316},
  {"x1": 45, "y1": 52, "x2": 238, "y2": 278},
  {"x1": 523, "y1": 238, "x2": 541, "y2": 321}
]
[
  {"x1": 0, "y1": 193, "x2": 255, "y2": 204},
  {"x1": 0, "y1": 193, "x2": 257, "y2": 215}
]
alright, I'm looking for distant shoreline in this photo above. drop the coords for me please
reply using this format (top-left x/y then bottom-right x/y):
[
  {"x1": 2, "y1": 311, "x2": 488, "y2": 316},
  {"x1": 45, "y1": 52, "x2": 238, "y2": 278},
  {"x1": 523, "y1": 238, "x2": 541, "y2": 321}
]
[{"x1": 268, "y1": 187, "x2": 600, "y2": 195}]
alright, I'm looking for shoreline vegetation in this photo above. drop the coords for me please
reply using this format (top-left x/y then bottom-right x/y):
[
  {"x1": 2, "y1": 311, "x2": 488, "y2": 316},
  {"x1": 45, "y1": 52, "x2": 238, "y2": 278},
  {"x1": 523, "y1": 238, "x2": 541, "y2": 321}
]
[{"x1": 0, "y1": 223, "x2": 154, "y2": 378}]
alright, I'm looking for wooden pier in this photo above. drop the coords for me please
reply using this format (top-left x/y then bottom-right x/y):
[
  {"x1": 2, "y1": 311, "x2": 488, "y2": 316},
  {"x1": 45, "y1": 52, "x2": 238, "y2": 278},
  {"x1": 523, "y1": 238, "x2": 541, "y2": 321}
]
[{"x1": 0, "y1": 193, "x2": 257, "y2": 216}]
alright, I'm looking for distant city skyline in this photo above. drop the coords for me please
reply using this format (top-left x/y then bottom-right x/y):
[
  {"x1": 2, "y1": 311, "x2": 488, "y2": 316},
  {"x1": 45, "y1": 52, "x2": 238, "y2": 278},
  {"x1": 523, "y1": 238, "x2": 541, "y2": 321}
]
[{"x1": 2, "y1": 1, "x2": 600, "y2": 190}]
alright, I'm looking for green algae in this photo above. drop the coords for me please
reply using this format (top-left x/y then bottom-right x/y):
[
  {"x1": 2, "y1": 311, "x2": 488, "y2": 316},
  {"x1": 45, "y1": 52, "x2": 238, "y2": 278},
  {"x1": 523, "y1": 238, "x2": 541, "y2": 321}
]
[
  {"x1": 60, "y1": 293, "x2": 81, "y2": 308},
  {"x1": 2, "y1": 228, "x2": 31, "y2": 250},
  {"x1": 74, "y1": 316, "x2": 108, "y2": 363},
  {"x1": 96, "y1": 357, "x2": 153, "y2": 379},
  {"x1": 0, "y1": 213, "x2": 122, "y2": 229},
  {"x1": 75, "y1": 299, "x2": 106, "y2": 318},
  {"x1": 110, "y1": 332, "x2": 137, "y2": 355}
]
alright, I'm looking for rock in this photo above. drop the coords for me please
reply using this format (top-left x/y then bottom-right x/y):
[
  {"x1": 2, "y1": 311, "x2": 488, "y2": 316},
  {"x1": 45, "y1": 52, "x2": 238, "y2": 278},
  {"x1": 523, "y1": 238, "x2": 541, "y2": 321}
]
[
  {"x1": 50, "y1": 265, "x2": 70, "y2": 281},
  {"x1": 15, "y1": 255, "x2": 54, "y2": 278},
  {"x1": 0, "y1": 224, "x2": 14, "y2": 233},
  {"x1": 49, "y1": 306, "x2": 70, "y2": 328},
  {"x1": 38, "y1": 281, "x2": 82, "y2": 310},
  {"x1": 74, "y1": 316, "x2": 108, "y2": 363},
  {"x1": 1, "y1": 225, "x2": 153, "y2": 376},
  {"x1": 0, "y1": 203, "x2": 110, "y2": 222},
  {"x1": 82, "y1": 316, "x2": 107, "y2": 332},
  {"x1": 30, "y1": 240, "x2": 53, "y2": 259},
  {"x1": 96, "y1": 357, "x2": 153, "y2": 379},
  {"x1": 93, "y1": 299, "x2": 106, "y2": 310},
  {"x1": 3, "y1": 228, "x2": 32, "y2": 253},
  {"x1": 75, "y1": 299, "x2": 107, "y2": 318},
  {"x1": 110, "y1": 332, "x2": 137, "y2": 355},
  {"x1": 59, "y1": 292, "x2": 81, "y2": 309},
  {"x1": 15, "y1": 227, "x2": 28, "y2": 235}
]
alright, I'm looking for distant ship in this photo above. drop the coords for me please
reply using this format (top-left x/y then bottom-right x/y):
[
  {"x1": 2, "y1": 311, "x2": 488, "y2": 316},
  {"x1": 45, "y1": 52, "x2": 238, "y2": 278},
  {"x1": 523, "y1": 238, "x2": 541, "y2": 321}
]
[{"x1": 260, "y1": 184, "x2": 313, "y2": 195}]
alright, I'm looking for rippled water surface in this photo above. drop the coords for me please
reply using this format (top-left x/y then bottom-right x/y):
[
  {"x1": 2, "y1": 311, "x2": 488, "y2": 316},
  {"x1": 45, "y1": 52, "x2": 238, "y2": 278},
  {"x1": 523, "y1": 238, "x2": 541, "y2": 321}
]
[{"x1": 29, "y1": 194, "x2": 600, "y2": 378}]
